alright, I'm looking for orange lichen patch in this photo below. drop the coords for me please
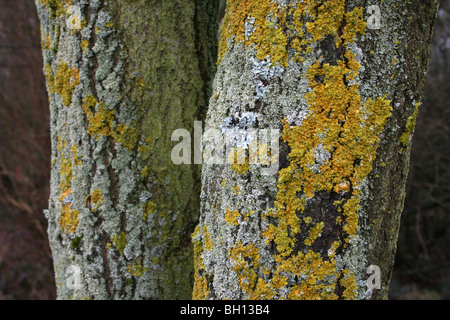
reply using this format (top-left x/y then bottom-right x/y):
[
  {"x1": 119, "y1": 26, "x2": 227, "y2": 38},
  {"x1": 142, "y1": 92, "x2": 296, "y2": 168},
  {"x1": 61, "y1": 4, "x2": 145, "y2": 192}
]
[
  {"x1": 304, "y1": 222, "x2": 324, "y2": 246},
  {"x1": 304, "y1": 1, "x2": 346, "y2": 44},
  {"x1": 82, "y1": 95, "x2": 114, "y2": 138},
  {"x1": 56, "y1": 136, "x2": 84, "y2": 235},
  {"x1": 59, "y1": 204, "x2": 80, "y2": 235},
  {"x1": 218, "y1": 0, "x2": 288, "y2": 66},
  {"x1": 270, "y1": 190, "x2": 305, "y2": 256},
  {"x1": 80, "y1": 39, "x2": 89, "y2": 54},
  {"x1": 277, "y1": 57, "x2": 391, "y2": 243},
  {"x1": 228, "y1": 147, "x2": 250, "y2": 175},
  {"x1": 229, "y1": 240, "x2": 260, "y2": 294},
  {"x1": 340, "y1": 7, "x2": 367, "y2": 47},
  {"x1": 232, "y1": 184, "x2": 240, "y2": 196},
  {"x1": 261, "y1": 223, "x2": 277, "y2": 245},
  {"x1": 225, "y1": 207, "x2": 240, "y2": 226},
  {"x1": 58, "y1": 189, "x2": 79, "y2": 235},
  {"x1": 289, "y1": 1, "x2": 366, "y2": 61},
  {"x1": 266, "y1": 50, "x2": 391, "y2": 295},
  {"x1": 339, "y1": 269, "x2": 358, "y2": 300},
  {"x1": 40, "y1": 0, "x2": 69, "y2": 17},
  {"x1": 46, "y1": 61, "x2": 80, "y2": 106},
  {"x1": 59, "y1": 189, "x2": 72, "y2": 203},
  {"x1": 88, "y1": 189, "x2": 103, "y2": 213},
  {"x1": 277, "y1": 250, "x2": 338, "y2": 300},
  {"x1": 298, "y1": 1, "x2": 366, "y2": 47},
  {"x1": 219, "y1": 1, "x2": 366, "y2": 66},
  {"x1": 82, "y1": 94, "x2": 138, "y2": 150},
  {"x1": 250, "y1": 279, "x2": 276, "y2": 300},
  {"x1": 255, "y1": 2, "x2": 390, "y2": 299},
  {"x1": 225, "y1": 208, "x2": 255, "y2": 226},
  {"x1": 327, "y1": 240, "x2": 341, "y2": 259}
]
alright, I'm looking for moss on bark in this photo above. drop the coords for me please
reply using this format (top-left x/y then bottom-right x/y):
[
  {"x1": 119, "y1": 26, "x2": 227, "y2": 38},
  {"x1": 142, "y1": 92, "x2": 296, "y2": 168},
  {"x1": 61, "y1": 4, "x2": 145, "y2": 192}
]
[{"x1": 36, "y1": 0, "x2": 219, "y2": 300}]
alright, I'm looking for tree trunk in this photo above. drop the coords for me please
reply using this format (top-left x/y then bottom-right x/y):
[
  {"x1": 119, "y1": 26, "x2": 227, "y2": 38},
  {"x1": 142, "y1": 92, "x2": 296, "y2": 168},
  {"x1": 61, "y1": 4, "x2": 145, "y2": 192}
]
[
  {"x1": 35, "y1": 0, "x2": 219, "y2": 299},
  {"x1": 193, "y1": 0, "x2": 440, "y2": 300}
]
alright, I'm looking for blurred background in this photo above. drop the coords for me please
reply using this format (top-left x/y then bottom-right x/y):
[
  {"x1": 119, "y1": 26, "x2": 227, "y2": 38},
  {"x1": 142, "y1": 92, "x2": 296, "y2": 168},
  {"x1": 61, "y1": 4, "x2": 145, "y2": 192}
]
[
  {"x1": 0, "y1": 0, "x2": 448, "y2": 300},
  {"x1": 390, "y1": 0, "x2": 450, "y2": 300}
]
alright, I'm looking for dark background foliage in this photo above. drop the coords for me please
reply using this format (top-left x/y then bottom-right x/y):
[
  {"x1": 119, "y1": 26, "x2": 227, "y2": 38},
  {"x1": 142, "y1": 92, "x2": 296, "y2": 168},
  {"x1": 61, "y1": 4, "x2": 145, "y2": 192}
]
[
  {"x1": 0, "y1": 0, "x2": 54, "y2": 299},
  {"x1": 0, "y1": 0, "x2": 447, "y2": 300},
  {"x1": 389, "y1": 0, "x2": 450, "y2": 300}
]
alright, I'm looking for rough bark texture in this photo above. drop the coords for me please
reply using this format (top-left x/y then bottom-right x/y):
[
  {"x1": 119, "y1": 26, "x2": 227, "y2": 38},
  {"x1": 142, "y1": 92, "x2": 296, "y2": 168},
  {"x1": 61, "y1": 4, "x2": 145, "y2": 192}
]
[
  {"x1": 35, "y1": 0, "x2": 219, "y2": 299},
  {"x1": 194, "y1": 0, "x2": 439, "y2": 300}
]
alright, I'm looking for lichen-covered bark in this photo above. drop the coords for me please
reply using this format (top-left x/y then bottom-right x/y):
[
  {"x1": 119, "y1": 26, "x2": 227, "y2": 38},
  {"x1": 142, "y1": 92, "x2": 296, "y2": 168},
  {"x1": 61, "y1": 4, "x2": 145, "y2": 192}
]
[
  {"x1": 194, "y1": 0, "x2": 439, "y2": 300},
  {"x1": 35, "y1": 0, "x2": 219, "y2": 299}
]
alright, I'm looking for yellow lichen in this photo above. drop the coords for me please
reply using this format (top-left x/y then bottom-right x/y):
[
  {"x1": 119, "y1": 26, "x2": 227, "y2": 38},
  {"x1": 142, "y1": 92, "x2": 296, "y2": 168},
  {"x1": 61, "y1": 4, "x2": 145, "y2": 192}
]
[
  {"x1": 70, "y1": 145, "x2": 82, "y2": 166},
  {"x1": 59, "y1": 204, "x2": 79, "y2": 235},
  {"x1": 43, "y1": 33, "x2": 51, "y2": 50},
  {"x1": 39, "y1": 0, "x2": 69, "y2": 17},
  {"x1": 304, "y1": 222, "x2": 324, "y2": 246},
  {"x1": 57, "y1": 138, "x2": 81, "y2": 196},
  {"x1": 127, "y1": 259, "x2": 148, "y2": 277},
  {"x1": 218, "y1": 0, "x2": 288, "y2": 66},
  {"x1": 82, "y1": 94, "x2": 138, "y2": 150},
  {"x1": 219, "y1": 0, "x2": 366, "y2": 66},
  {"x1": 82, "y1": 95, "x2": 114, "y2": 138},
  {"x1": 46, "y1": 61, "x2": 80, "y2": 106},
  {"x1": 224, "y1": 208, "x2": 255, "y2": 226},
  {"x1": 80, "y1": 39, "x2": 89, "y2": 54},
  {"x1": 339, "y1": 269, "x2": 358, "y2": 300},
  {"x1": 261, "y1": 1, "x2": 388, "y2": 299},
  {"x1": 229, "y1": 240, "x2": 261, "y2": 295},
  {"x1": 225, "y1": 207, "x2": 240, "y2": 226},
  {"x1": 203, "y1": 226, "x2": 214, "y2": 251},
  {"x1": 198, "y1": 1, "x2": 392, "y2": 299},
  {"x1": 56, "y1": 137, "x2": 83, "y2": 235},
  {"x1": 110, "y1": 232, "x2": 127, "y2": 255},
  {"x1": 192, "y1": 225, "x2": 210, "y2": 300},
  {"x1": 87, "y1": 189, "x2": 103, "y2": 213},
  {"x1": 229, "y1": 147, "x2": 250, "y2": 175},
  {"x1": 59, "y1": 154, "x2": 73, "y2": 193}
]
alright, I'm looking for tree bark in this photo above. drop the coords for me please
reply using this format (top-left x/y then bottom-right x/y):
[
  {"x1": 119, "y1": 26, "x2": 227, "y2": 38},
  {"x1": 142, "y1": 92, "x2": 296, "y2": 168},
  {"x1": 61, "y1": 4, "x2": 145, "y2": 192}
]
[
  {"x1": 35, "y1": 0, "x2": 219, "y2": 299},
  {"x1": 193, "y1": 0, "x2": 440, "y2": 300}
]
